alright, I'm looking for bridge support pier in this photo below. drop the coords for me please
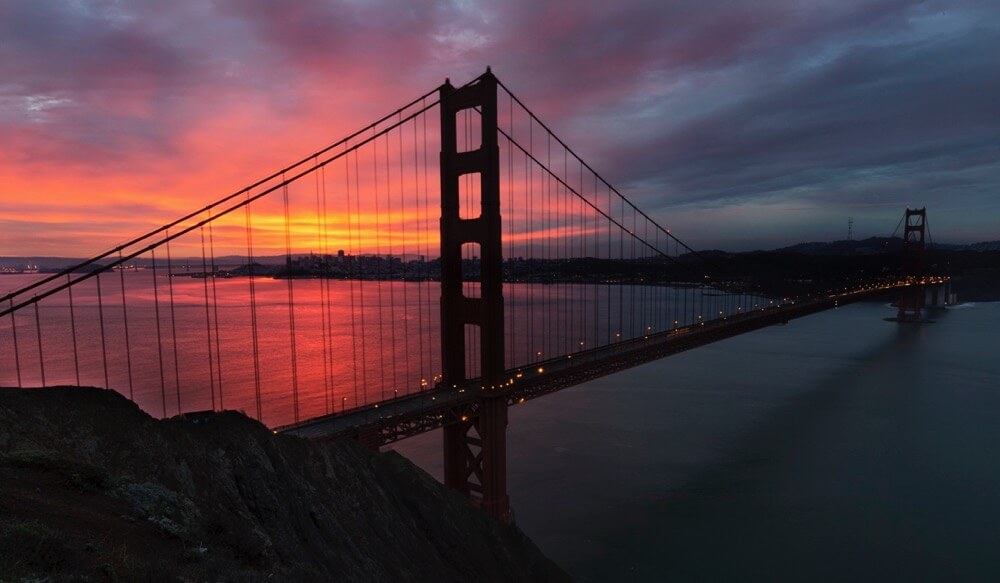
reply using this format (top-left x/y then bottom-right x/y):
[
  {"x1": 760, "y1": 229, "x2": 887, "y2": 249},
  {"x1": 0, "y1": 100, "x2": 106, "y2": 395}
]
[
  {"x1": 443, "y1": 398, "x2": 509, "y2": 518},
  {"x1": 439, "y1": 70, "x2": 510, "y2": 521}
]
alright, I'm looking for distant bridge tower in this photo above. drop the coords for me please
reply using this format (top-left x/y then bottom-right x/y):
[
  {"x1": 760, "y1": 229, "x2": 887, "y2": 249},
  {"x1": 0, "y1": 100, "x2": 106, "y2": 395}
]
[
  {"x1": 439, "y1": 70, "x2": 510, "y2": 520},
  {"x1": 896, "y1": 207, "x2": 926, "y2": 322}
]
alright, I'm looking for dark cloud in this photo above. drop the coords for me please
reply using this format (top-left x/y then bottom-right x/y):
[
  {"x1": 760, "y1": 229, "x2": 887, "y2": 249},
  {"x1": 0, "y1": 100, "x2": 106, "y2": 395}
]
[{"x1": 611, "y1": 23, "x2": 1000, "y2": 207}]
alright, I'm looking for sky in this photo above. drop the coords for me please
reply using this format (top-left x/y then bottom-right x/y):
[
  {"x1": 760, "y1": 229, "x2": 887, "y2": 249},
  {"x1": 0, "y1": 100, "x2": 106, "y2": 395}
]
[{"x1": 1, "y1": 0, "x2": 999, "y2": 256}]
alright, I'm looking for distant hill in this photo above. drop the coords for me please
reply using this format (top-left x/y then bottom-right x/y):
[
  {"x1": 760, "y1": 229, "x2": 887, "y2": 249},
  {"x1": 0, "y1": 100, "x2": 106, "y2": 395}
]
[
  {"x1": 773, "y1": 237, "x2": 901, "y2": 255},
  {"x1": 771, "y1": 238, "x2": 1000, "y2": 255},
  {"x1": 968, "y1": 241, "x2": 1000, "y2": 252},
  {"x1": 3, "y1": 240, "x2": 999, "y2": 271},
  {"x1": 0, "y1": 252, "x2": 429, "y2": 272}
]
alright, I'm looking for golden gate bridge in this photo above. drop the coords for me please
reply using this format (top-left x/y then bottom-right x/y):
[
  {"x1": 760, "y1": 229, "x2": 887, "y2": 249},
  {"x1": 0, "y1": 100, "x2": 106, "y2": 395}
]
[{"x1": 0, "y1": 69, "x2": 947, "y2": 521}]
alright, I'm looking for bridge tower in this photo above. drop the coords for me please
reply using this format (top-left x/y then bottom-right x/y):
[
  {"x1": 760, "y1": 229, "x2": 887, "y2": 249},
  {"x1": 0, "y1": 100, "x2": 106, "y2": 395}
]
[
  {"x1": 439, "y1": 70, "x2": 510, "y2": 520},
  {"x1": 896, "y1": 207, "x2": 926, "y2": 322}
]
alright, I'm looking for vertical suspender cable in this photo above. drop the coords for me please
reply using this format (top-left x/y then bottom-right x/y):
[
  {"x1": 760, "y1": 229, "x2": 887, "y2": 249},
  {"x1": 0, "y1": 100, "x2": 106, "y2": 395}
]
[
  {"x1": 606, "y1": 185, "x2": 613, "y2": 344},
  {"x1": 281, "y1": 175, "x2": 300, "y2": 424},
  {"x1": 507, "y1": 93, "x2": 515, "y2": 368},
  {"x1": 397, "y1": 116, "x2": 411, "y2": 395},
  {"x1": 579, "y1": 160, "x2": 586, "y2": 351},
  {"x1": 414, "y1": 113, "x2": 426, "y2": 387},
  {"x1": 315, "y1": 159, "x2": 331, "y2": 415},
  {"x1": 33, "y1": 301, "x2": 45, "y2": 387},
  {"x1": 347, "y1": 151, "x2": 360, "y2": 410},
  {"x1": 67, "y1": 276, "x2": 80, "y2": 386},
  {"x1": 618, "y1": 194, "x2": 624, "y2": 340},
  {"x1": 651, "y1": 221, "x2": 657, "y2": 331},
  {"x1": 421, "y1": 101, "x2": 433, "y2": 384},
  {"x1": 563, "y1": 147, "x2": 569, "y2": 355},
  {"x1": 630, "y1": 209, "x2": 637, "y2": 338},
  {"x1": 9, "y1": 299, "x2": 22, "y2": 387},
  {"x1": 244, "y1": 197, "x2": 262, "y2": 420},
  {"x1": 385, "y1": 129, "x2": 398, "y2": 395},
  {"x1": 320, "y1": 164, "x2": 334, "y2": 412},
  {"x1": 119, "y1": 251, "x2": 134, "y2": 399},
  {"x1": 96, "y1": 272, "x2": 109, "y2": 389},
  {"x1": 355, "y1": 149, "x2": 368, "y2": 405},
  {"x1": 151, "y1": 249, "x2": 167, "y2": 415},
  {"x1": 165, "y1": 232, "x2": 181, "y2": 414},
  {"x1": 590, "y1": 170, "x2": 596, "y2": 344},
  {"x1": 208, "y1": 213, "x2": 224, "y2": 409},
  {"x1": 372, "y1": 132, "x2": 385, "y2": 400},
  {"x1": 528, "y1": 118, "x2": 535, "y2": 362},
  {"x1": 699, "y1": 270, "x2": 705, "y2": 324},
  {"x1": 199, "y1": 226, "x2": 216, "y2": 410},
  {"x1": 548, "y1": 133, "x2": 554, "y2": 357}
]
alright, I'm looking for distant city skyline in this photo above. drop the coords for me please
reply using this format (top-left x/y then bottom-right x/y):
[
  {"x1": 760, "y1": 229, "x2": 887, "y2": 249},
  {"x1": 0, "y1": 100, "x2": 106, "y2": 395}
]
[{"x1": 2, "y1": 0, "x2": 999, "y2": 256}]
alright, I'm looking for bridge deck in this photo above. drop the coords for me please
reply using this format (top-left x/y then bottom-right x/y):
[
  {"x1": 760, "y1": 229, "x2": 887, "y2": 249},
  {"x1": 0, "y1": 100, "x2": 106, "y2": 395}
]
[{"x1": 277, "y1": 281, "x2": 935, "y2": 446}]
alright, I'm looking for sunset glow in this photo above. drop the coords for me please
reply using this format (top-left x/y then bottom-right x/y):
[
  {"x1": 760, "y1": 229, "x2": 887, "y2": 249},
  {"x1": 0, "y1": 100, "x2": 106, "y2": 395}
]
[{"x1": 2, "y1": 1, "x2": 999, "y2": 256}]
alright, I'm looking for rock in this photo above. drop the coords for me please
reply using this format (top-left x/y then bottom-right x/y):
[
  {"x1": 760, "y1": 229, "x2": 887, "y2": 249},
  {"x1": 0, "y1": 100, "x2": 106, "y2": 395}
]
[{"x1": 0, "y1": 386, "x2": 569, "y2": 582}]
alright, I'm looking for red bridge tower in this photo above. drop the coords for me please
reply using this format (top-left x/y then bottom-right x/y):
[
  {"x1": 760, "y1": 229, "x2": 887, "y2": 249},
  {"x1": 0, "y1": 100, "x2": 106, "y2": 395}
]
[
  {"x1": 439, "y1": 70, "x2": 510, "y2": 521},
  {"x1": 896, "y1": 207, "x2": 926, "y2": 322}
]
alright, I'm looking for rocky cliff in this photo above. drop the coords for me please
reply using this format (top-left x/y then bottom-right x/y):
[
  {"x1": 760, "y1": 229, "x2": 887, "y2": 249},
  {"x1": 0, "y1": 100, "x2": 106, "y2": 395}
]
[{"x1": 0, "y1": 387, "x2": 568, "y2": 582}]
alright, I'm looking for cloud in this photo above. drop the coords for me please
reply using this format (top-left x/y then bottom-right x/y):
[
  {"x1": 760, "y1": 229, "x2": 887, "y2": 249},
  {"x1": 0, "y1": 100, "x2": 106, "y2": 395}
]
[{"x1": 615, "y1": 22, "x2": 1000, "y2": 208}]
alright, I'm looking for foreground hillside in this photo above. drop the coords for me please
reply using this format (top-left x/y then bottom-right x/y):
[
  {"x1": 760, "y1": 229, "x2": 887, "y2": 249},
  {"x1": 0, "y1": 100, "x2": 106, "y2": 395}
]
[{"x1": 0, "y1": 387, "x2": 568, "y2": 582}]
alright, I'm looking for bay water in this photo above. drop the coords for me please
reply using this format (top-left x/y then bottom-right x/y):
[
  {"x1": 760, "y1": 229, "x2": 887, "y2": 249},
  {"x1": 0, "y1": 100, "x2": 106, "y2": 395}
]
[
  {"x1": 4, "y1": 272, "x2": 998, "y2": 579},
  {"x1": 394, "y1": 301, "x2": 1000, "y2": 581}
]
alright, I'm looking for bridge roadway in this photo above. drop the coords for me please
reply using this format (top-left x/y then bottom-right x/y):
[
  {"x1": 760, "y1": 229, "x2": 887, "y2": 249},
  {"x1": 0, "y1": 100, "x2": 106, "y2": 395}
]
[{"x1": 277, "y1": 280, "x2": 939, "y2": 446}]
